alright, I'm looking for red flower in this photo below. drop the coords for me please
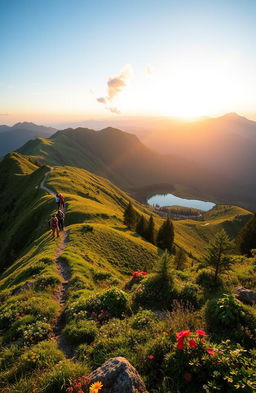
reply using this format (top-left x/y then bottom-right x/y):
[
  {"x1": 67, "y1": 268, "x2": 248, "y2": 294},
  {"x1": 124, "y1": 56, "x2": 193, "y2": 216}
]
[
  {"x1": 196, "y1": 329, "x2": 206, "y2": 337},
  {"x1": 188, "y1": 339, "x2": 197, "y2": 348},
  {"x1": 148, "y1": 355, "x2": 154, "y2": 359},
  {"x1": 176, "y1": 330, "x2": 191, "y2": 340},
  {"x1": 177, "y1": 340, "x2": 184, "y2": 350},
  {"x1": 206, "y1": 349, "x2": 215, "y2": 355},
  {"x1": 183, "y1": 372, "x2": 193, "y2": 382}
]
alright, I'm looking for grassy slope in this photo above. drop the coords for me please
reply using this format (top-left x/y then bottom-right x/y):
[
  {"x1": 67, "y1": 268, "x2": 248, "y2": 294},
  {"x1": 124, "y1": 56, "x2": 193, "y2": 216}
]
[{"x1": 0, "y1": 153, "x2": 254, "y2": 392}]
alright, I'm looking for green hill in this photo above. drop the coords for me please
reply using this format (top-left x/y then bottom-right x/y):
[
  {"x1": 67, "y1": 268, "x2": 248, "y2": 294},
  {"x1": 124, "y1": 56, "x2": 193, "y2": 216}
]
[
  {"x1": 17, "y1": 126, "x2": 252, "y2": 209},
  {"x1": 0, "y1": 153, "x2": 255, "y2": 392}
]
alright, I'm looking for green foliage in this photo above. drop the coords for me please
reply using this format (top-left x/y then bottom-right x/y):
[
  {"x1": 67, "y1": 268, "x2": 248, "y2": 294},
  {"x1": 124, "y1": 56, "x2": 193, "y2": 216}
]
[
  {"x1": 174, "y1": 248, "x2": 187, "y2": 270},
  {"x1": 37, "y1": 359, "x2": 90, "y2": 393},
  {"x1": 204, "y1": 229, "x2": 234, "y2": 281},
  {"x1": 196, "y1": 269, "x2": 223, "y2": 291},
  {"x1": 157, "y1": 218, "x2": 174, "y2": 252},
  {"x1": 145, "y1": 215, "x2": 156, "y2": 244},
  {"x1": 63, "y1": 320, "x2": 97, "y2": 345},
  {"x1": 178, "y1": 283, "x2": 201, "y2": 308},
  {"x1": 124, "y1": 201, "x2": 137, "y2": 230},
  {"x1": 131, "y1": 309, "x2": 156, "y2": 329},
  {"x1": 205, "y1": 294, "x2": 256, "y2": 347},
  {"x1": 163, "y1": 339, "x2": 256, "y2": 393},
  {"x1": 67, "y1": 288, "x2": 128, "y2": 320},
  {"x1": 238, "y1": 213, "x2": 256, "y2": 256},
  {"x1": 132, "y1": 252, "x2": 176, "y2": 310},
  {"x1": 136, "y1": 215, "x2": 147, "y2": 238},
  {"x1": 100, "y1": 287, "x2": 128, "y2": 317}
]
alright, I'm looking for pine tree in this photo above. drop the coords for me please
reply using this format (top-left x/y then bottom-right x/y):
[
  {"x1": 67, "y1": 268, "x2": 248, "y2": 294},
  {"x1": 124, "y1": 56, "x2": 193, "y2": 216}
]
[
  {"x1": 123, "y1": 201, "x2": 137, "y2": 230},
  {"x1": 205, "y1": 229, "x2": 234, "y2": 281},
  {"x1": 238, "y1": 213, "x2": 256, "y2": 256},
  {"x1": 156, "y1": 217, "x2": 174, "y2": 252},
  {"x1": 145, "y1": 215, "x2": 155, "y2": 244},
  {"x1": 136, "y1": 215, "x2": 147, "y2": 237},
  {"x1": 174, "y1": 248, "x2": 187, "y2": 270}
]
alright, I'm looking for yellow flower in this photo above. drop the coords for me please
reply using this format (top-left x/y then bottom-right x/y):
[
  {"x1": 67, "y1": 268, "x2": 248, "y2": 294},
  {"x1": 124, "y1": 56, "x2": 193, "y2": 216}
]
[{"x1": 89, "y1": 381, "x2": 103, "y2": 393}]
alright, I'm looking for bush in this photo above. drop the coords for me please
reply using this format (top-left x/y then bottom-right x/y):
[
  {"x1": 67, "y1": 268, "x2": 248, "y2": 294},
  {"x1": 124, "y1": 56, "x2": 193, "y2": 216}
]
[
  {"x1": 163, "y1": 338, "x2": 256, "y2": 393},
  {"x1": 131, "y1": 309, "x2": 156, "y2": 330},
  {"x1": 205, "y1": 294, "x2": 256, "y2": 347},
  {"x1": 178, "y1": 283, "x2": 201, "y2": 308},
  {"x1": 132, "y1": 274, "x2": 177, "y2": 311},
  {"x1": 196, "y1": 269, "x2": 223, "y2": 290},
  {"x1": 68, "y1": 288, "x2": 128, "y2": 320},
  {"x1": 100, "y1": 288, "x2": 128, "y2": 317},
  {"x1": 63, "y1": 320, "x2": 97, "y2": 345}
]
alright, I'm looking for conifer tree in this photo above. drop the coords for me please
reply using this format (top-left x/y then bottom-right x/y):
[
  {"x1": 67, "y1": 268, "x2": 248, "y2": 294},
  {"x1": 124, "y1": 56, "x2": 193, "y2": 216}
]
[
  {"x1": 145, "y1": 215, "x2": 155, "y2": 244},
  {"x1": 174, "y1": 248, "x2": 187, "y2": 270},
  {"x1": 136, "y1": 215, "x2": 147, "y2": 237},
  {"x1": 238, "y1": 213, "x2": 256, "y2": 256},
  {"x1": 205, "y1": 229, "x2": 234, "y2": 281},
  {"x1": 123, "y1": 201, "x2": 137, "y2": 230},
  {"x1": 156, "y1": 217, "x2": 174, "y2": 252}
]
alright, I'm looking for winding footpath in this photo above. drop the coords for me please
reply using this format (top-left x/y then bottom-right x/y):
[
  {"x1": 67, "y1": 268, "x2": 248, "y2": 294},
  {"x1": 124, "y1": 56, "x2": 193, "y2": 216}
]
[{"x1": 40, "y1": 169, "x2": 74, "y2": 358}]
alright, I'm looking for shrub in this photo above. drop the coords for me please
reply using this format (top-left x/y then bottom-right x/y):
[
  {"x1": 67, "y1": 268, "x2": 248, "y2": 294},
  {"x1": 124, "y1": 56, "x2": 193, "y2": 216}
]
[
  {"x1": 163, "y1": 335, "x2": 256, "y2": 393},
  {"x1": 205, "y1": 294, "x2": 256, "y2": 347},
  {"x1": 131, "y1": 309, "x2": 156, "y2": 330},
  {"x1": 69, "y1": 288, "x2": 128, "y2": 320},
  {"x1": 178, "y1": 283, "x2": 201, "y2": 308},
  {"x1": 196, "y1": 269, "x2": 223, "y2": 290},
  {"x1": 100, "y1": 288, "x2": 128, "y2": 317},
  {"x1": 63, "y1": 320, "x2": 97, "y2": 345},
  {"x1": 132, "y1": 252, "x2": 177, "y2": 311}
]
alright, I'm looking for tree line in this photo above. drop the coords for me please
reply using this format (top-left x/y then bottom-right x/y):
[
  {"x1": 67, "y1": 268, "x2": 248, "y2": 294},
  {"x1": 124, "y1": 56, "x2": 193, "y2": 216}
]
[{"x1": 123, "y1": 201, "x2": 174, "y2": 253}]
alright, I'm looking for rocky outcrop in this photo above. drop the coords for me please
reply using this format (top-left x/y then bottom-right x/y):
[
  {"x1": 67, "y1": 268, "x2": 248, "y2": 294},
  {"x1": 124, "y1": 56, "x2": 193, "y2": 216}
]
[
  {"x1": 236, "y1": 287, "x2": 256, "y2": 305},
  {"x1": 89, "y1": 357, "x2": 148, "y2": 393}
]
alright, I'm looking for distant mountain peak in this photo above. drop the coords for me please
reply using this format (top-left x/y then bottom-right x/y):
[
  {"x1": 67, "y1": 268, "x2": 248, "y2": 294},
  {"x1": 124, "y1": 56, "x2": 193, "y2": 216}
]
[{"x1": 13, "y1": 121, "x2": 37, "y2": 128}]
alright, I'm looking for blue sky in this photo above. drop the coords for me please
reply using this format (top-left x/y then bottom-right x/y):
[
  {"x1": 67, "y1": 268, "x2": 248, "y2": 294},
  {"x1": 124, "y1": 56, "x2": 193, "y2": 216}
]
[{"x1": 1, "y1": 0, "x2": 256, "y2": 124}]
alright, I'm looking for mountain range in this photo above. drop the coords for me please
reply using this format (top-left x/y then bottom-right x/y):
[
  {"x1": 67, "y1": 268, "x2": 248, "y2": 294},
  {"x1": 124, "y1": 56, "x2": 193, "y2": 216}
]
[
  {"x1": 0, "y1": 122, "x2": 56, "y2": 156},
  {"x1": 16, "y1": 126, "x2": 253, "y2": 209}
]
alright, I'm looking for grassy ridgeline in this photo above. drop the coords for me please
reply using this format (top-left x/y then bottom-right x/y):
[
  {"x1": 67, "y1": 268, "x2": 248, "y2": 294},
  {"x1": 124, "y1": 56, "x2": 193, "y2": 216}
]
[{"x1": 0, "y1": 153, "x2": 255, "y2": 392}]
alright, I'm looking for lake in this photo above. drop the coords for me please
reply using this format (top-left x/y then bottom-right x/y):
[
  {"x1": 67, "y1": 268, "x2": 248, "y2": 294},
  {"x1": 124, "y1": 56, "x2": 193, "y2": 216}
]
[{"x1": 147, "y1": 193, "x2": 215, "y2": 211}]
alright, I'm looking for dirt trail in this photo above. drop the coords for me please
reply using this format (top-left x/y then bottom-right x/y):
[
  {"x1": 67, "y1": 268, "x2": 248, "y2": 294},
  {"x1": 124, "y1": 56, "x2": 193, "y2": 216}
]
[{"x1": 40, "y1": 169, "x2": 74, "y2": 358}]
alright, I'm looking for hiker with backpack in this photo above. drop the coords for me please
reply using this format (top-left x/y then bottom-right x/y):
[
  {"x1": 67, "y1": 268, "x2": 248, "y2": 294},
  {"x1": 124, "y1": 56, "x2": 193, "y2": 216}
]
[
  {"x1": 55, "y1": 193, "x2": 60, "y2": 209},
  {"x1": 50, "y1": 214, "x2": 59, "y2": 239},
  {"x1": 58, "y1": 193, "x2": 65, "y2": 209},
  {"x1": 56, "y1": 209, "x2": 65, "y2": 231}
]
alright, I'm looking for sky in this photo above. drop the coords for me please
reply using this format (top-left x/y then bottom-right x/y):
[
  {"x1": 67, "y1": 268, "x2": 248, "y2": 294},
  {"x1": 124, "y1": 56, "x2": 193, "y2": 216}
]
[{"x1": 1, "y1": 0, "x2": 256, "y2": 125}]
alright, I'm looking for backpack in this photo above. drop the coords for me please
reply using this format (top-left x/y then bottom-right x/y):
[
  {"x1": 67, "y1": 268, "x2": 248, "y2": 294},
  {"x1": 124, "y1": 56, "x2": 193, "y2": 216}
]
[{"x1": 51, "y1": 217, "x2": 58, "y2": 228}]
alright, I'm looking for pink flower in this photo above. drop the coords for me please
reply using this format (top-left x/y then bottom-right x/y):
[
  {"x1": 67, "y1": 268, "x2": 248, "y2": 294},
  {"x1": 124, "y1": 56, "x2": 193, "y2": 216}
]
[
  {"x1": 148, "y1": 355, "x2": 154, "y2": 359},
  {"x1": 188, "y1": 339, "x2": 197, "y2": 348},
  {"x1": 206, "y1": 349, "x2": 215, "y2": 355},
  {"x1": 196, "y1": 329, "x2": 206, "y2": 337}
]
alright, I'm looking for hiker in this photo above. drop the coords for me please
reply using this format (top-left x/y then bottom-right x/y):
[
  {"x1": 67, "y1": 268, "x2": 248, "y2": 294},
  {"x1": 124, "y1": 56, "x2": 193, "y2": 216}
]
[
  {"x1": 56, "y1": 209, "x2": 64, "y2": 231},
  {"x1": 55, "y1": 193, "x2": 60, "y2": 209},
  {"x1": 58, "y1": 193, "x2": 65, "y2": 209},
  {"x1": 50, "y1": 214, "x2": 59, "y2": 239}
]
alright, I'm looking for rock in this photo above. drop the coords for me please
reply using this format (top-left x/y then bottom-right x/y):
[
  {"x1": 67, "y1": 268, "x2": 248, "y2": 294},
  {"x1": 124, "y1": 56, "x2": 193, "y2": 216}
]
[
  {"x1": 236, "y1": 287, "x2": 256, "y2": 305},
  {"x1": 89, "y1": 357, "x2": 148, "y2": 393}
]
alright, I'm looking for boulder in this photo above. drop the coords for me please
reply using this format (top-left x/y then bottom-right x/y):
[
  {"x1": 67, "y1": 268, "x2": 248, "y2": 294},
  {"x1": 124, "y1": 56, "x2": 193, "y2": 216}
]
[
  {"x1": 236, "y1": 287, "x2": 256, "y2": 305},
  {"x1": 89, "y1": 357, "x2": 148, "y2": 393}
]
